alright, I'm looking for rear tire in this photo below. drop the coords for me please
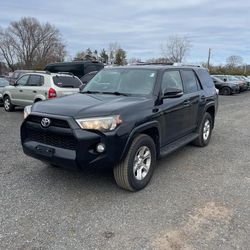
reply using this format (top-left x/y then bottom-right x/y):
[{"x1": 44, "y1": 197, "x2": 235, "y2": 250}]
[
  {"x1": 193, "y1": 112, "x2": 213, "y2": 147},
  {"x1": 4, "y1": 96, "x2": 15, "y2": 112},
  {"x1": 113, "y1": 134, "x2": 156, "y2": 192},
  {"x1": 221, "y1": 87, "x2": 231, "y2": 95}
]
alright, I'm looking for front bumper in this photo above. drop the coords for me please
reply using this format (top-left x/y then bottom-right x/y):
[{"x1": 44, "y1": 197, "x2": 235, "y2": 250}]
[{"x1": 21, "y1": 113, "x2": 128, "y2": 169}]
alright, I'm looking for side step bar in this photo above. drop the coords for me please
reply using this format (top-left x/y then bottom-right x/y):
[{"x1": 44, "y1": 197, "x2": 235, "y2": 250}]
[{"x1": 160, "y1": 133, "x2": 199, "y2": 158}]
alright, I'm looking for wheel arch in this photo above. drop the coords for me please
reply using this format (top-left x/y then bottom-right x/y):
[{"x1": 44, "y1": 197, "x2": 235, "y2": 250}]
[
  {"x1": 205, "y1": 105, "x2": 215, "y2": 128},
  {"x1": 34, "y1": 94, "x2": 46, "y2": 103},
  {"x1": 121, "y1": 121, "x2": 161, "y2": 160}
]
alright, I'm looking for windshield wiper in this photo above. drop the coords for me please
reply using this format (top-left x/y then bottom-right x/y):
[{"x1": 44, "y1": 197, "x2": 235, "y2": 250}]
[
  {"x1": 101, "y1": 91, "x2": 130, "y2": 96},
  {"x1": 81, "y1": 90, "x2": 102, "y2": 94}
]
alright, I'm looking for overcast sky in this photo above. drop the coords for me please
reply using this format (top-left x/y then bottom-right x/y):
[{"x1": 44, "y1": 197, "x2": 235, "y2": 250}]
[{"x1": 1, "y1": 0, "x2": 249, "y2": 64}]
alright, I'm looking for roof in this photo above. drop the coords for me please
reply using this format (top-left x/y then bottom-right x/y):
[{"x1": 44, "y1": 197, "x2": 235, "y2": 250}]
[{"x1": 106, "y1": 65, "x2": 207, "y2": 70}]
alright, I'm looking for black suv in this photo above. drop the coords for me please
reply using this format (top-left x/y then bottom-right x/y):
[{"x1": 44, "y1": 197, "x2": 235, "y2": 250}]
[{"x1": 21, "y1": 66, "x2": 218, "y2": 191}]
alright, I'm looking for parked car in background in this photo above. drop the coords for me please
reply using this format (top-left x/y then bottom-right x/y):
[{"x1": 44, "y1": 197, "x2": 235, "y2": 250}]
[
  {"x1": 0, "y1": 77, "x2": 9, "y2": 105},
  {"x1": 213, "y1": 75, "x2": 248, "y2": 92},
  {"x1": 79, "y1": 71, "x2": 98, "y2": 91},
  {"x1": 2, "y1": 72, "x2": 82, "y2": 111},
  {"x1": 21, "y1": 65, "x2": 218, "y2": 191},
  {"x1": 44, "y1": 61, "x2": 104, "y2": 79},
  {"x1": 211, "y1": 76, "x2": 239, "y2": 95},
  {"x1": 234, "y1": 75, "x2": 250, "y2": 89}
]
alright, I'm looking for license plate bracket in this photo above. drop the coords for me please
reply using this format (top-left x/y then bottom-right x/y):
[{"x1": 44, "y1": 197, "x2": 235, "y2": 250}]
[{"x1": 35, "y1": 145, "x2": 55, "y2": 157}]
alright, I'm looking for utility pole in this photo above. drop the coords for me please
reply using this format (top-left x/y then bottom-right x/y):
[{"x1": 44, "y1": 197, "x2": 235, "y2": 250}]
[{"x1": 207, "y1": 48, "x2": 212, "y2": 70}]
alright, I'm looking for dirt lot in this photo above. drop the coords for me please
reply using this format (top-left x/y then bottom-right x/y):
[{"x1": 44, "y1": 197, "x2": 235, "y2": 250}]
[{"x1": 0, "y1": 92, "x2": 249, "y2": 250}]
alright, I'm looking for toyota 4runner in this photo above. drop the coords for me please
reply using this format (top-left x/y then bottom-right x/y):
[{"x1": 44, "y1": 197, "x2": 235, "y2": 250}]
[{"x1": 21, "y1": 65, "x2": 218, "y2": 191}]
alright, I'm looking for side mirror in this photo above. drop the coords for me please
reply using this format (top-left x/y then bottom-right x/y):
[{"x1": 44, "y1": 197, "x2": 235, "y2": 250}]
[
  {"x1": 223, "y1": 78, "x2": 227, "y2": 82},
  {"x1": 14, "y1": 81, "x2": 18, "y2": 86},
  {"x1": 163, "y1": 88, "x2": 183, "y2": 99}
]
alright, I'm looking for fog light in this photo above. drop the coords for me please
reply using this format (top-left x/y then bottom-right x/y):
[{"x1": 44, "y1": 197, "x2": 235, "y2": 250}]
[{"x1": 96, "y1": 143, "x2": 105, "y2": 153}]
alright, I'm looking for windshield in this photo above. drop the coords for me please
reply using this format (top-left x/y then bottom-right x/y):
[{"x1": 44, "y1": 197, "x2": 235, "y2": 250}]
[{"x1": 83, "y1": 68, "x2": 157, "y2": 95}]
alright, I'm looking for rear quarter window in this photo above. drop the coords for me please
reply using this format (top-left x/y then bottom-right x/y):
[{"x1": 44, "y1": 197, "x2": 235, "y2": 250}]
[
  {"x1": 195, "y1": 69, "x2": 215, "y2": 88},
  {"x1": 53, "y1": 76, "x2": 82, "y2": 88}
]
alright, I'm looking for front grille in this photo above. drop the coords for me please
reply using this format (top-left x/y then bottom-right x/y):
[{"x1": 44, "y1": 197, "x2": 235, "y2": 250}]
[
  {"x1": 26, "y1": 129, "x2": 77, "y2": 150},
  {"x1": 27, "y1": 115, "x2": 70, "y2": 128}
]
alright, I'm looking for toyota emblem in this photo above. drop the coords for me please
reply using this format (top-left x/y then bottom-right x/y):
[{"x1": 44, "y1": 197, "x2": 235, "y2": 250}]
[{"x1": 41, "y1": 118, "x2": 51, "y2": 128}]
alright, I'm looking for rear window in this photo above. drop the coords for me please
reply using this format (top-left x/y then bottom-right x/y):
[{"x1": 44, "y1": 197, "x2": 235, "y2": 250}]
[
  {"x1": 53, "y1": 76, "x2": 82, "y2": 88},
  {"x1": 195, "y1": 69, "x2": 215, "y2": 88}
]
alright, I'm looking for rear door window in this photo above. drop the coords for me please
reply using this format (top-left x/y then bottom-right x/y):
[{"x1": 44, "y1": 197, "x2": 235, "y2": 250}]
[
  {"x1": 27, "y1": 75, "x2": 44, "y2": 86},
  {"x1": 181, "y1": 70, "x2": 200, "y2": 93},
  {"x1": 53, "y1": 76, "x2": 82, "y2": 88}
]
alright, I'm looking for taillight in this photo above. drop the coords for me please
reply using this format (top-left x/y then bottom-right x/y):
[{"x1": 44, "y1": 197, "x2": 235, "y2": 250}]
[{"x1": 48, "y1": 88, "x2": 57, "y2": 99}]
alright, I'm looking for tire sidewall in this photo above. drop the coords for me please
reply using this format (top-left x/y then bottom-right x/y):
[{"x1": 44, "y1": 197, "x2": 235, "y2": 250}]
[
  {"x1": 127, "y1": 135, "x2": 156, "y2": 191},
  {"x1": 200, "y1": 113, "x2": 212, "y2": 146},
  {"x1": 221, "y1": 87, "x2": 230, "y2": 95},
  {"x1": 4, "y1": 96, "x2": 11, "y2": 111}
]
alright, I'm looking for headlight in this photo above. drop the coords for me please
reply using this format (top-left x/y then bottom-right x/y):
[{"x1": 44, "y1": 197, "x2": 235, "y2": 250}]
[
  {"x1": 24, "y1": 105, "x2": 32, "y2": 119},
  {"x1": 76, "y1": 115, "x2": 122, "y2": 132}
]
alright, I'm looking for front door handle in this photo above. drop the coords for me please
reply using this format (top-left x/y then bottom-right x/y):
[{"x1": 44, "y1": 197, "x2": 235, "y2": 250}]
[
  {"x1": 19, "y1": 90, "x2": 23, "y2": 92},
  {"x1": 33, "y1": 90, "x2": 37, "y2": 93}
]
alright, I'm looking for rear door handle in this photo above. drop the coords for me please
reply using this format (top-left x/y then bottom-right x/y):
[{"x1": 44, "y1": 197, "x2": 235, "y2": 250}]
[
  {"x1": 33, "y1": 90, "x2": 37, "y2": 93},
  {"x1": 183, "y1": 100, "x2": 191, "y2": 107},
  {"x1": 19, "y1": 90, "x2": 23, "y2": 92}
]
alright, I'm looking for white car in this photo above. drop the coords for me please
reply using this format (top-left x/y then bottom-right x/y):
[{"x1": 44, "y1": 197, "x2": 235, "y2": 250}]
[{"x1": 2, "y1": 72, "x2": 82, "y2": 111}]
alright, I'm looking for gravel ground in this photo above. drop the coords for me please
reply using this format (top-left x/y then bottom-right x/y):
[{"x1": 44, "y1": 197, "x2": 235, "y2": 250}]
[{"x1": 0, "y1": 92, "x2": 249, "y2": 250}]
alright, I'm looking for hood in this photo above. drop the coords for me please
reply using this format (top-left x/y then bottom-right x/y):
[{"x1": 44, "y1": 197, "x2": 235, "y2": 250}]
[{"x1": 32, "y1": 93, "x2": 152, "y2": 118}]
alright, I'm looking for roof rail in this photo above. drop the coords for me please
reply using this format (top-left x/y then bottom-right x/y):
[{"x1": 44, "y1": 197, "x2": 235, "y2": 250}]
[
  {"x1": 173, "y1": 63, "x2": 203, "y2": 67},
  {"x1": 24, "y1": 70, "x2": 51, "y2": 75},
  {"x1": 133, "y1": 62, "x2": 174, "y2": 66}
]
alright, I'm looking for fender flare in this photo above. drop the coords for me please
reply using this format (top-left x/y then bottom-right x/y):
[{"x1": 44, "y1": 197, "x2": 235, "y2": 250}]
[{"x1": 120, "y1": 120, "x2": 161, "y2": 160}]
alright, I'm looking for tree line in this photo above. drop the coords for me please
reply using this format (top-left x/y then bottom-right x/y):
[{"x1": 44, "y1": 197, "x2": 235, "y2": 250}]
[
  {"x1": 74, "y1": 42, "x2": 127, "y2": 66},
  {"x1": 0, "y1": 17, "x2": 249, "y2": 75}
]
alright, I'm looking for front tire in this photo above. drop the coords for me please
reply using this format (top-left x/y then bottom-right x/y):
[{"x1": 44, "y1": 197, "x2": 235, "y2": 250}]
[
  {"x1": 4, "y1": 96, "x2": 15, "y2": 112},
  {"x1": 113, "y1": 134, "x2": 156, "y2": 192},
  {"x1": 193, "y1": 112, "x2": 213, "y2": 147}
]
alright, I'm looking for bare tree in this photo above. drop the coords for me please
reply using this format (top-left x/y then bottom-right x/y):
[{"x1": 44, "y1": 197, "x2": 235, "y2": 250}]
[
  {"x1": 0, "y1": 17, "x2": 66, "y2": 70},
  {"x1": 0, "y1": 28, "x2": 17, "y2": 71},
  {"x1": 226, "y1": 55, "x2": 243, "y2": 68},
  {"x1": 161, "y1": 34, "x2": 192, "y2": 63}
]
